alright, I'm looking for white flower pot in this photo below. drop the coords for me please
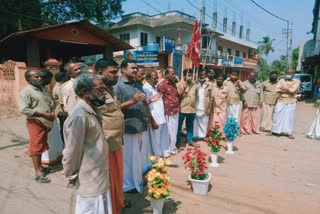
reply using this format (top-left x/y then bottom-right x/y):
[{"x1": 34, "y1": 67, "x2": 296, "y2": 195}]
[
  {"x1": 225, "y1": 141, "x2": 235, "y2": 154},
  {"x1": 209, "y1": 152, "x2": 220, "y2": 167},
  {"x1": 151, "y1": 198, "x2": 165, "y2": 214},
  {"x1": 188, "y1": 172, "x2": 212, "y2": 195}
]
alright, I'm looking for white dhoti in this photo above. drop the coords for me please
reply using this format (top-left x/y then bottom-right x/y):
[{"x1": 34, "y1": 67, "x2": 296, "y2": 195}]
[
  {"x1": 166, "y1": 113, "x2": 179, "y2": 153},
  {"x1": 42, "y1": 119, "x2": 63, "y2": 164},
  {"x1": 76, "y1": 189, "x2": 112, "y2": 214},
  {"x1": 193, "y1": 115, "x2": 209, "y2": 138},
  {"x1": 307, "y1": 107, "x2": 320, "y2": 139},
  {"x1": 272, "y1": 102, "x2": 296, "y2": 135},
  {"x1": 260, "y1": 103, "x2": 275, "y2": 131},
  {"x1": 123, "y1": 131, "x2": 148, "y2": 192},
  {"x1": 227, "y1": 103, "x2": 241, "y2": 122},
  {"x1": 148, "y1": 123, "x2": 170, "y2": 157}
]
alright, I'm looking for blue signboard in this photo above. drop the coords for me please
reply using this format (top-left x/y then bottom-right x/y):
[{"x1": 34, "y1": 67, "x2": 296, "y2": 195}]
[
  {"x1": 233, "y1": 57, "x2": 243, "y2": 65},
  {"x1": 172, "y1": 49, "x2": 183, "y2": 78},
  {"x1": 124, "y1": 50, "x2": 159, "y2": 67},
  {"x1": 163, "y1": 37, "x2": 175, "y2": 52},
  {"x1": 222, "y1": 59, "x2": 232, "y2": 66}
]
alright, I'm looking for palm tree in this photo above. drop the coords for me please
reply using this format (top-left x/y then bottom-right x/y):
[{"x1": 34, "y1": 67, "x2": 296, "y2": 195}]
[{"x1": 258, "y1": 36, "x2": 275, "y2": 64}]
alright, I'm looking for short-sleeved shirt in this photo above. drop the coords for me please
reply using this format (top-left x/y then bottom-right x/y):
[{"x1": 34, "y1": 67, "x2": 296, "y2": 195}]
[
  {"x1": 19, "y1": 84, "x2": 54, "y2": 128},
  {"x1": 262, "y1": 80, "x2": 279, "y2": 105},
  {"x1": 100, "y1": 89, "x2": 125, "y2": 152},
  {"x1": 212, "y1": 83, "x2": 230, "y2": 113},
  {"x1": 113, "y1": 76, "x2": 148, "y2": 134},
  {"x1": 143, "y1": 82, "x2": 166, "y2": 125},
  {"x1": 223, "y1": 78, "x2": 246, "y2": 105},
  {"x1": 276, "y1": 78, "x2": 300, "y2": 104},
  {"x1": 176, "y1": 81, "x2": 199, "y2": 114},
  {"x1": 157, "y1": 79, "x2": 180, "y2": 116},
  {"x1": 242, "y1": 80, "x2": 263, "y2": 108}
]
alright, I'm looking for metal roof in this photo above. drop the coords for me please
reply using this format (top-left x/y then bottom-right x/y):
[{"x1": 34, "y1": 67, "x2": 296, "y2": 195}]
[{"x1": 0, "y1": 20, "x2": 133, "y2": 51}]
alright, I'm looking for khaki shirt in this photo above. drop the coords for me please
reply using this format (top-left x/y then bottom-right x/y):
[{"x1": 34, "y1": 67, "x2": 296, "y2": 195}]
[
  {"x1": 212, "y1": 83, "x2": 230, "y2": 113},
  {"x1": 53, "y1": 81, "x2": 67, "y2": 115},
  {"x1": 100, "y1": 90, "x2": 125, "y2": 152},
  {"x1": 63, "y1": 99, "x2": 109, "y2": 197},
  {"x1": 262, "y1": 80, "x2": 279, "y2": 105},
  {"x1": 62, "y1": 79, "x2": 79, "y2": 114},
  {"x1": 223, "y1": 78, "x2": 246, "y2": 105},
  {"x1": 242, "y1": 80, "x2": 263, "y2": 108},
  {"x1": 19, "y1": 84, "x2": 54, "y2": 128},
  {"x1": 276, "y1": 78, "x2": 300, "y2": 104},
  {"x1": 177, "y1": 81, "x2": 198, "y2": 114}
]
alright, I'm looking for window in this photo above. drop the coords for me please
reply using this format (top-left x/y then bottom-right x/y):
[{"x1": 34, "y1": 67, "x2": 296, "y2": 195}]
[
  {"x1": 120, "y1": 33, "x2": 130, "y2": 43},
  {"x1": 218, "y1": 46, "x2": 223, "y2": 53},
  {"x1": 243, "y1": 52, "x2": 247, "y2": 58},
  {"x1": 156, "y1": 36, "x2": 161, "y2": 45},
  {"x1": 140, "y1": 32, "x2": 148, "y2": 46},
  {"x1": 227, "y1": 48, "x2": 232, "y2": 56},
  {"x1": 235, "y1": 50, "x2": 240, "y2": 57},
  {"x1": 202, "y1": 36, "x2": 209, "y2": 49}
]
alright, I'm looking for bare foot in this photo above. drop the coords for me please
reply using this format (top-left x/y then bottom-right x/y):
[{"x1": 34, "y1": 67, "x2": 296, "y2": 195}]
[{"x1": 67, "y1": 179, "x2": 76, "y2": 188}]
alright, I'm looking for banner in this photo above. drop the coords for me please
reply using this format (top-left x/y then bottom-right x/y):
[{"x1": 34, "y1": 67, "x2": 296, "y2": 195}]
[
  {"x1": 124, "y1": 50, "x2": 159, "y2": 67},
  {"x1": 163, "y1": 37, "x2": 175, "y2": 52},
  {"x1": 233, "y1": 57, "x2": 243, "y2": 65},
  {"x1": 242, "y1": 58, "x2": 257, "y2": 68}
]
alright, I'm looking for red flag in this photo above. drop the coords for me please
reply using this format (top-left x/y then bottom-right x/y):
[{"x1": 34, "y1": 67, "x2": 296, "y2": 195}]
[{"x1": 187, "y1": 19, "x2": 201, "y2": 69}]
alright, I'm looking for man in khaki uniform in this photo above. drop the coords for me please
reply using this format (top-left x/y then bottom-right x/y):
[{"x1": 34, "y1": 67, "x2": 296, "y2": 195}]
[
  {"x1": 240, "y1": 71, "x2": 263, "y2": 135},
  {"x1": 210, "y1": 73, "x2": 230, "y2": 135},
  {"x1": 270, "y1": 69, "x2": 300, "y2": 139},
  {"x1": 95, "y1": 58, "x2": 126, "y2": 214},
  {"x1": 176, "y1": 68, "x2": 198, "y2": 145},
  {"x1": 223, "y1": 70, "x2": 246, "y2": 123},
  {"x1": 193, "y1": 68, "x2": 214, "y2": 138},
  {"x1": 260, "y1": 71, "x2": 279, "y2": 134}
]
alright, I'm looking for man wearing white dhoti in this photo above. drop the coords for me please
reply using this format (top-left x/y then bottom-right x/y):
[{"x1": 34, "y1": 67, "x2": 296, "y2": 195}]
[
  {"x1": 270, "y1": 69, "x2": 300, "y2": 139},
  {"x1": 63, "y1": 74, "x2": 112, "y2": 214},
  {"x1": 157, "y1": 67, "x2": 180, "y2": 154},
  {"x1": 307, "y1": 105, "x2": 320, "y2": 139},
  {"x1": 260, "y1": 71, "x2": 279, "y2": 134},
  {"x1": 223, "y1": 70, "x2": 246, "y2": 124},
  {"x1": 143, "y1": 70, "x2": 170, "y2": 157},
  {"x1": 114, "y1": 59, "x2": 149, "y2": 193},
  {"x1": 193, "y1": 69, "x2": 213, "y2": 138}
]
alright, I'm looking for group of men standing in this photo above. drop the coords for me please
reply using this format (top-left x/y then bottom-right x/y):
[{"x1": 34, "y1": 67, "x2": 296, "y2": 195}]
[{"x1": 18, "y1": 57, "x2": 300, "y2": 213}]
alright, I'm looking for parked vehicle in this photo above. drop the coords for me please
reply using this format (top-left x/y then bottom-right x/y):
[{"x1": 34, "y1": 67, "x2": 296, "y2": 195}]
[
  {"x1": 297, "y1": 86, "x2": 305, "y2": 101},
  {"x1": 294, "y1": 73, "x2": 313, "y2": 97}
]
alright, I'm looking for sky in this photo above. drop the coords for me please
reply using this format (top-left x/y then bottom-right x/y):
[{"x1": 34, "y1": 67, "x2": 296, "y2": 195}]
[{"x1": 116, "y1": 0, "x2": 315, "y2": 63}]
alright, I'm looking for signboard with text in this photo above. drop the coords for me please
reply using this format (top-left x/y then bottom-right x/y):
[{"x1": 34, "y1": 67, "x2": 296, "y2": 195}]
[
  {"x1": 163, "y1": 36, "x2": 175, "y2": 52},
  {"x1": 124, "y1": 50, "x2": 159, "y2": 67},
  {"x1": 233, "y1": 57, "x2": 243, "y2": 65},
  {"x1": 242, "y1": 58, "x2": 258, "y2": 68}
]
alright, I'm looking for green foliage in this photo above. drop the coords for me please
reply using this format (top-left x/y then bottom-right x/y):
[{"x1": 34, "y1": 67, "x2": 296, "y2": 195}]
[
  {"x1": 258, "y1": 36, "x2": 275, "y2": 64},
  {"x1": 292, "y1": 47, "x2": 299, "y2": 70},
  {"x1": 0, "y1": 0, "x2": 125, "y2": 39},
  {"x1": 258, "y1": 56, "x2": 270, "y2": 81}
]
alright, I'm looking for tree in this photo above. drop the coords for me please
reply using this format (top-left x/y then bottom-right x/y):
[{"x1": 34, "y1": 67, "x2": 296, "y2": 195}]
[
  {"x1": 0, "y1": 0, "x2": 125, "y2": 39},
  {"x1": 257, "y1": 56, "x2": 270, "y2": 82},
  {"x1": 292, "y1": 47, "x2": 299, "y2": 70},
  {"x1": 258, "y1": 36, "x2": 275, "y2": 64},
  {"x1": 271, "y1": 55, "x2": 288, "y2": 77}
]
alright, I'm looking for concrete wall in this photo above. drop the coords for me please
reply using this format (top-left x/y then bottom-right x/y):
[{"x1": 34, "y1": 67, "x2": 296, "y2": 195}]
[{"x1": 216, "y1": 37, "x2": 250, "y2": 58}]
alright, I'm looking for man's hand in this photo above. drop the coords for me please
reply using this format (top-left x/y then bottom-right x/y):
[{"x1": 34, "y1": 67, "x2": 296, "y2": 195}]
[
  {"x1": 43, "y1": 112, "x2": 56, "y2": 121},
  {"x1": 131, "y1": 92, "x2": 146, "y2": 104},
  {"x1": 234, "y1": 80, "x2": 240, "y2": 88},
  {"x1": 151, "y1": 121, "x2": 159, "y2": 130},
  {"x1": 243, "y1": 101, "x2": 248, "y2": 108},
  {"x1": 258, "y1": 102, "x2": 262, "y2": 108},
  {"x1": 149, "y1": 92, "x2": 163, "y2": 103}
]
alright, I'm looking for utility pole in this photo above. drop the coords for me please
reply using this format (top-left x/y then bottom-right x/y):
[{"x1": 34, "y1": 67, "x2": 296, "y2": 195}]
[{"x1": 288, "y1": 21, "x2": 293, "y2": 69}]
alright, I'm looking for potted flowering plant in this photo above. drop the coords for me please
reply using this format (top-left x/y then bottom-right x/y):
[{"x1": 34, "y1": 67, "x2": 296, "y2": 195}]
[
  {"x1": 147, "y1": 156, "x2": 171, "y2": 214},
  {"x1": 205, "y1": 123, "x2": 224, "y2": 167},
  {"x1": 182, "y1": 148, "x2": 211, "y2": 195},
  {"x1": 223, "y1": 117, "x2": 240, "y2": 154}
]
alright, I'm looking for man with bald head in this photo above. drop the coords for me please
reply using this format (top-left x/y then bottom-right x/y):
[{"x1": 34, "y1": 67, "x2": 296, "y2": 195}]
[
  {"x1": 143, "y1": 70, "x2": 170, "y2": 157},
  {"x1": 270, "y1": 69, "x2": 300, "y2": 139},
  {"x1": 19, "y1": 70, "x2": 55, "y2": 183}
]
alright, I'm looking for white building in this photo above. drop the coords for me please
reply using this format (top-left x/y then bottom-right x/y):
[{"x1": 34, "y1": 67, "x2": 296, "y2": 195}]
[{"x1": 108, "y1": 10, "x2": 258, "y2": 80}]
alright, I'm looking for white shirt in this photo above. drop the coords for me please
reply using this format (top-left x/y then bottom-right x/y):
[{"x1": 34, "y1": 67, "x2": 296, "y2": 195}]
[
  {"x1": 61, "y1": 78, "x2": 78, "y2": 113},
  {"x1": 143, "y1": 82, "x2": 167, "y2": 125},
  {"x1": 196, "y1": 81, "x2": 206, "y2": 116}
]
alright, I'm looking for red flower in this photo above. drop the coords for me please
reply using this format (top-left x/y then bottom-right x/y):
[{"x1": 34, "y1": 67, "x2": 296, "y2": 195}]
[
  {"x1": 204, "y1": 137, "x2": 210, "y2": 142},
  {"x1": 189, "y1": 163, "x2": 195, "y2": 168},
  {"x1": 200, "y1": 165, "x2": 204, "y2": 170},
  {"x1": 214, "y1": 125, "x2": 218, "y2": 129},
  {"x1": 198, "y1": 170, "x2": 204, "y2": 175},
  {"x1": 215, "y1": 121, "x2": 219, "y2": 124},
  {"x1": 212, "y1": 142, "x2": 217, "y2": 146},
  {"x1": 214, "y1": 138, "x2": 220, "y2": 142}
]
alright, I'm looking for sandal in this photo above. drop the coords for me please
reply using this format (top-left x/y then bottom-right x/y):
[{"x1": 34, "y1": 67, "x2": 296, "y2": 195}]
[
  {"x1": 35, "y1": 174, "x2": 51, "y2": 183},
  {"x1": 266, "y1": 132, "x2": 272, "y2": 136},
  {"x1": 288, "y1": 135, "x2": 295, "y2": 139}
]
